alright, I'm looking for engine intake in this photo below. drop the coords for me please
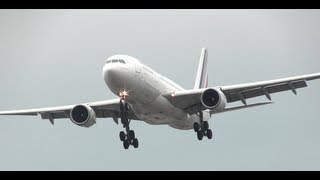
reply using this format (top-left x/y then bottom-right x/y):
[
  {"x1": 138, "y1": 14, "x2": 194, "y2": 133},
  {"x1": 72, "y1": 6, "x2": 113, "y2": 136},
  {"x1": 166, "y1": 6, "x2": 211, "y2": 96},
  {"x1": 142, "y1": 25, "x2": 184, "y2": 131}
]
[
  {"x1": 70, "y1": 105, "x2": 96, "y2": 127},
  {"x1": 200, "y1": 88, "x2": 227, "y2": 111}
]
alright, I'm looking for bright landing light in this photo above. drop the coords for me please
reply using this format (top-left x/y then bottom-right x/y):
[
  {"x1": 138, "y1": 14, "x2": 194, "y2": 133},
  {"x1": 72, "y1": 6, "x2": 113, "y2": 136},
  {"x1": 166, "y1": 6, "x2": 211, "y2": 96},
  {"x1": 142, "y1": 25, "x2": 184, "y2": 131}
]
[{"x1": 119, "y1": 90, "x2": 129, "y2": 98}]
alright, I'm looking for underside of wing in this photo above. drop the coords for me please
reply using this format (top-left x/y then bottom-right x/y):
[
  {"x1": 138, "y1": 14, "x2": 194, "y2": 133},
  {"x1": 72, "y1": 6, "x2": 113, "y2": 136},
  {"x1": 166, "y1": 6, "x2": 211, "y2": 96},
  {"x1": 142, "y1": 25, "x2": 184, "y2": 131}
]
[
  {"x1": 221, "y1": 73, "x2": 320, "y2": 105},
  {"x1": 0, "y1": 98, "x2": 140, "y2": 123},
  {"x1": 0, "y1": 105, "x2": 74, "y2": 116},
  {"x1": 163, "y1": 72, "x2": 320, "y2": 115},
  {"x1": 210, "y1": 101, "x2": 274, "y2": 115}
]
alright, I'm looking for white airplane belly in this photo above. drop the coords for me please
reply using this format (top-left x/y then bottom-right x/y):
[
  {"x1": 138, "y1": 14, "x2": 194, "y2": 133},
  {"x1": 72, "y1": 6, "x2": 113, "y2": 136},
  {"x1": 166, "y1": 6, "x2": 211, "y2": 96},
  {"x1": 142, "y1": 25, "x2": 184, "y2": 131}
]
[{"x1": 130, "y1": 94, "x2": 205, "y2": 130}]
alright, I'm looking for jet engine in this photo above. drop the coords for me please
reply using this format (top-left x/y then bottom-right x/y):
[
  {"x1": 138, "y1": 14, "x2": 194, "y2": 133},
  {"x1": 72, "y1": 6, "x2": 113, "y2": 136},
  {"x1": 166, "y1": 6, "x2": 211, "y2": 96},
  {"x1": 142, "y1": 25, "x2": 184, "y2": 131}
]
[
  {"x1": 70, "y1": 105, "x2": 96, "y2": 127},
  {"x1": 201, "y1": 88, "x2": 227, "y2": 111}
]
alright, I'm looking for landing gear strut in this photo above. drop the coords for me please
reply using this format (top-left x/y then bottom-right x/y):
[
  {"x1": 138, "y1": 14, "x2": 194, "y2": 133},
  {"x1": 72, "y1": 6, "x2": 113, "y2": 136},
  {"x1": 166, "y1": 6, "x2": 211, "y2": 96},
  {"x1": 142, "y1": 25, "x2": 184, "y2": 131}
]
[
  {"x1": 119, "y1": 99, "x2": 139, "y2": 149},
  {"x1": 193, "y1": 110, "x2": 213, "y2": 140}
]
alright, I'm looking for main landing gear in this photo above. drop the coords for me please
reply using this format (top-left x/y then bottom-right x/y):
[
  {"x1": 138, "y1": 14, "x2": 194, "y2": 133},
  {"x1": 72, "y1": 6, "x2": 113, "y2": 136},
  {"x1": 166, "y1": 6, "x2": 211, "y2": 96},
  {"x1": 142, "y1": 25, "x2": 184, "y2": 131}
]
[
  {"x1": 193, "y1": 111, "x2": 213, "y2": 141},
  {"x1": 119, "y1": 99, "x2": 139, "y2": 149}
]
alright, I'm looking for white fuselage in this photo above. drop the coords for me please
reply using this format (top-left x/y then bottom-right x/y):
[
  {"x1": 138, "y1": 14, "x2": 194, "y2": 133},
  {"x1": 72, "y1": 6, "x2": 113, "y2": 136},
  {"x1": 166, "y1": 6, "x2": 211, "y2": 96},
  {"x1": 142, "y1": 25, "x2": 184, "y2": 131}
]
[{"x1": 102, "y1": 55, "x2": 210, "y2": 130}]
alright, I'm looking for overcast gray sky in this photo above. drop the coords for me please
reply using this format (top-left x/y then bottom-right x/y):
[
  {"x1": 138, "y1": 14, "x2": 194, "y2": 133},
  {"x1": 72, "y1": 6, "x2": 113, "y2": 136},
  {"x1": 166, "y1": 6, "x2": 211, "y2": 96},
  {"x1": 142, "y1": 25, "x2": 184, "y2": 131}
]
[{"x1": 0, "y1": 9, "x2": 320, "y2": 170}]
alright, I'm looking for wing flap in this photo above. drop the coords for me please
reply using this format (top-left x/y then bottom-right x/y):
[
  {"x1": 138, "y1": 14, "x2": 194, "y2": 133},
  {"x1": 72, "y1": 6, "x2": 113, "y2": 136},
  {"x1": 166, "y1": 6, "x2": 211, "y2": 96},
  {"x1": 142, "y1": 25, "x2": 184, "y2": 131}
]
[
  {"x1": 39, "y1": 111, "x2": 69, "y2": 119},
  {"x1": 0, "y1": 105, "x2": 74, "y2": 116},
  {"x1": 226, "y1": 80, "x2": 308, "y2": 103},
  {"x1": 221, "y1": 72, "x2": 320, "y2": 104},
  {"x1": 163, "y1": 72, "x2": 320, "y2": 114},
  {"x1": 222, "y1": 73, "x2": 320, "y2": 92},
  {"x1": 211, "y1": 101, "x2": 274, "y2": 115},
  {"x1": 0, "y1": 98, "x2": 140, "y2": 121}
]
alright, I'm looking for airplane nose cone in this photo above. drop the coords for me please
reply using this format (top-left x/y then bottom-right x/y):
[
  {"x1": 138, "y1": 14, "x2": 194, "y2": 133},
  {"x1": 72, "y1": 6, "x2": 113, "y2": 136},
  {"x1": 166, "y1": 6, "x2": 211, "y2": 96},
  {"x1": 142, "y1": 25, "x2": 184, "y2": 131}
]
[
  {"x1": 103, "y1": 65, "x2": 117, "y2": 78},
  {"x1": 103, "y1": 65, "x2": 118, "y2": 82},
  {"x1": 103, "y1": 64, "x2": 128, "y2": 91}
]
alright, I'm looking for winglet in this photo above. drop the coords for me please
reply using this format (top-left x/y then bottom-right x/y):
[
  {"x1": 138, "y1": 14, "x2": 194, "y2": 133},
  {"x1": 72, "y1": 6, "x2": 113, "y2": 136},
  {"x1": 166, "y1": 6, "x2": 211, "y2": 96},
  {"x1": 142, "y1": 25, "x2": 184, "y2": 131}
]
[{"x1": 194, "y1": 48, "x2": 208, "y2": 89}]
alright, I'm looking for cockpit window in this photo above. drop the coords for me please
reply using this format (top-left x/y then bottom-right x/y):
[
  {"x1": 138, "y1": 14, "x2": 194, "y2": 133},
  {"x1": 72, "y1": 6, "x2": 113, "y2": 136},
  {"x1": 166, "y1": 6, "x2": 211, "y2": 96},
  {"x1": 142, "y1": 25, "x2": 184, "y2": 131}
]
[{"x1": 106, "y1": 59, "x2": 126, "y2": 64}]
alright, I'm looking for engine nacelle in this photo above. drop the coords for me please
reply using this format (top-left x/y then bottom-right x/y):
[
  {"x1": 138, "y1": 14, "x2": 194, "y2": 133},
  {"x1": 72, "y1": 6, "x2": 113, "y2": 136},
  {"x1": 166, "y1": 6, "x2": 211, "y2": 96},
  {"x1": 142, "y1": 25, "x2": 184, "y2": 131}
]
[
  {"x1": 70, "y1": 105, "x2": 96, "y2": 127},
  {"x1": 200, "y1": 88, "x2": 227, "y2": 111}
]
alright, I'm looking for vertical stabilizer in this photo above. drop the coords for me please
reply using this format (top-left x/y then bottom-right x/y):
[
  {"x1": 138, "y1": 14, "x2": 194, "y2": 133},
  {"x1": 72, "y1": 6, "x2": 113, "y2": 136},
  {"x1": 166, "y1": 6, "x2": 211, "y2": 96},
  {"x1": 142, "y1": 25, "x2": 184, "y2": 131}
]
[{"x1": 194, "y1": 48, "x2": 208, "y2": 89}]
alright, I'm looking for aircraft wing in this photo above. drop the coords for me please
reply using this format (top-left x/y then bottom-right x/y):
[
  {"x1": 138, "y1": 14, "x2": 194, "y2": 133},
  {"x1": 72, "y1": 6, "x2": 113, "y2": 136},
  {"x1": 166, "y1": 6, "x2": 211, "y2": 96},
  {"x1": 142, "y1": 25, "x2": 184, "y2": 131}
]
[
  {"x1": 221, "y1": 73, "x2": 320, "y2": 104},
  {"x1": 163, "y1": 73, "x2": 320, "y2": 114},
  {"x1": 0, "y1": 98, "x2": 139, "y2": 124}
]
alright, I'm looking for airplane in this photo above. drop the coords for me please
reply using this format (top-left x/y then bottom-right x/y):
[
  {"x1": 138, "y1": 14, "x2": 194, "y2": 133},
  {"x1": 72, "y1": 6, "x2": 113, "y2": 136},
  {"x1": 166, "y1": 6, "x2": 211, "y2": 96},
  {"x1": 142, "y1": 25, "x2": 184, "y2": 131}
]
[{"x1": 0, "y1": 48, "x2": 319, "y2": 149}]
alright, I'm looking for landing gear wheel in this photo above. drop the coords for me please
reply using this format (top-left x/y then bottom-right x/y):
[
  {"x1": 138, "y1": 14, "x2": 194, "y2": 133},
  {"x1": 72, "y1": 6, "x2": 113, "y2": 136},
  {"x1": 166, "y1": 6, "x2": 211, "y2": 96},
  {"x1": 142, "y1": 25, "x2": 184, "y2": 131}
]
[
  {"x1": 119, "y1": 131, "x2": 126, "y2": 141},
  {"x1": 203, "y1": 121, "x2": 209, "y2": 131},
  {"x1": 207, "y1": 129, "x2": 213, "y2": 139},
  {"x1": 197, "y1": 131, "x2": 204, "y2": 141},
  {"x1": 133, "y1": 138, "x2": 139, "y2": 148},
  {"x1": 123, "y1": 140, "x2": 129, "y2": 149},
  {"x1": 193, "y1": 122, "x2": 200, "y2": 132},
  {"x1": 128, "y1": 130, "x2": 135, "y2": 140}
]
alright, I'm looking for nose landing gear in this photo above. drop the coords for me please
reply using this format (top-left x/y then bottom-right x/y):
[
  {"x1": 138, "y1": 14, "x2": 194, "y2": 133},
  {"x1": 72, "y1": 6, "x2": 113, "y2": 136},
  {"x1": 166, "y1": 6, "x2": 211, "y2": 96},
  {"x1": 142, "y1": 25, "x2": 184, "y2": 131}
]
[{"x1": 119, "y1": 98, "x2": 139, "y2": 149}]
